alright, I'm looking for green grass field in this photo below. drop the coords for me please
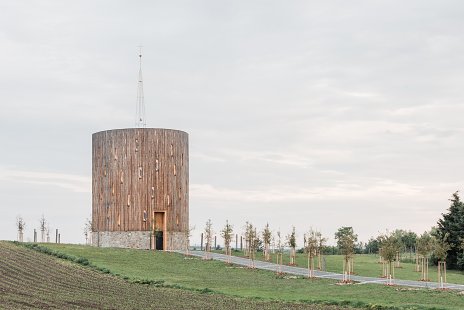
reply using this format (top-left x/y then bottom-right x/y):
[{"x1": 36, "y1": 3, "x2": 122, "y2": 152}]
[
  {"x1": 39, "y1": 243, "x2": 464, "y2": 310},
  {"x1": 218, "y1": 250, "x2": 464, "y2": 284}
]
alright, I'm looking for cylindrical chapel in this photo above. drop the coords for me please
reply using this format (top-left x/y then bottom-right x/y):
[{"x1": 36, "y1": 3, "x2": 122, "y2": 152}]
[{"x1": 92, "y1": 128, "x2": 188, "y2": 250}]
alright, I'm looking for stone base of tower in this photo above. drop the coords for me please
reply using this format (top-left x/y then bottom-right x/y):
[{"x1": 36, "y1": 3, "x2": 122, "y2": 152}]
[
  {"x1": 91, "y1": 231, "x2": 187, "y2": 251},
  {"x1": 164, "y1": 232, "x2": 188, "y2": 251},
  {"x1": 91, "y1": 231, "x2": 151, "y2": 249}
]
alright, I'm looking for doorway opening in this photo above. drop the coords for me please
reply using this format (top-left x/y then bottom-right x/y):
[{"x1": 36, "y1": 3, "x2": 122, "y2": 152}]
[{"x1": 152, "y1": 211, "x2": 165, "y2": 250}]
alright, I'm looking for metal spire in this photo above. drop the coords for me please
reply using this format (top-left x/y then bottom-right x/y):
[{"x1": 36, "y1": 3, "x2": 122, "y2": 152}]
[{"x1": 136, "y1": 46, "x2": 146, "y2": 128}]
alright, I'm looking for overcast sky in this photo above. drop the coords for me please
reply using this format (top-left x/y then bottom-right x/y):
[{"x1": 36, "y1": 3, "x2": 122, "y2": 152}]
[{"x1": 1, "y1": 1, "x2": 464, "y2": 246}]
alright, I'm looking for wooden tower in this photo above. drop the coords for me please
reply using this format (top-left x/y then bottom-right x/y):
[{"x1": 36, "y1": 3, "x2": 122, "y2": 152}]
[{"x1": 92, "y1": 128, "x2": 189, "y2": 250}]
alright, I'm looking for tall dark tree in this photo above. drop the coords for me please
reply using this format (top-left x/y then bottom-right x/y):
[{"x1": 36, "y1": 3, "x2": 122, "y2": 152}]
[
  {"x1": 402, "y1": 231, "x2": 418, "y2": 254},
  {"x1": 392, "y1": 229, "x2": 417, "y2": 253},
  {"x1": 364, "y1": 237, "x2": 380, "y2": 254},
  {"x1": 437, "y1": 191, "x2": 464, "y2": 269}
]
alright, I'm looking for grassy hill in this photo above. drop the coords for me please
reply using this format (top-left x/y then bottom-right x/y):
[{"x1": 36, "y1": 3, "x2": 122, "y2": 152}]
[
  {"x1": 0, "y1": 241, "x2": 346, "y2": 310},
  {"x1": 27, "y1": 243, "x2": 464, "y2": 310}
]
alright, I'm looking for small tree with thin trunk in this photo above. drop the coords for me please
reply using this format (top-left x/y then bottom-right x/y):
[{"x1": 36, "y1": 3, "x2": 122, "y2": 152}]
[
  {"x1": 287, "y1": 226, "x2": 297, "y2": 265},
  {"x1": 39, "y1": 215, "x2": 47, "y2": 243},
  {"x1": 84, "y1": 220, "x2": 90, "y2": 245},
  {"x1": 378, "y1": 232, "x2": 401, "y2": 285},
  {"x1": 275, "y1": 230, "x2": 284, "y2": 274},
  {"x1": 221, "y1": 220, "x2": 233, "y2": 264},
  {"x1": 433, "y1": 232, "x2": 451, "y2": 289},
  {"x1": 90, "y1": 218, "x2": 94, "y2": 241},
  {"x1": 414, "y1": 245, "x2": 421, "y2": 272},
  {"x1": 46, "y1": 225, "x2": 51, "y2": 243},
  {"x1": 248, "y1": 227, "x2": 259, "y2": 268},
  {"x1": 335, "y1": 226, "x2": 357, "y2": 283},
  {"x1": 204, "y1": 219, "x2": 213, "y2": 260},
  {"x1": 243, "y1": 222, "x2": 258, "y2": 267},
  {"x1": 16, "y1": 216, "x2": 26, "y2": 242},
  {"x1": 243, "y1": 221, "x2": 254, "y2": 257},
  {"x1": 305, "y1": 229, "x2": 318, "y2": 278},
  {"x1": 84, "y1": 217, "x2": 94, "y2": 245},
  {"x1": 185, "y1": 225, "x2": 195, "y2": 256},
  {"x1": 316, "y1": 231, "x2": 327, "y2": 270},
  {"x1": 416, "y1": 232, "x2": 433, "y2": 281},
  {"x1": 262, "y1": 223, "x2": 272, "y2": 262}
]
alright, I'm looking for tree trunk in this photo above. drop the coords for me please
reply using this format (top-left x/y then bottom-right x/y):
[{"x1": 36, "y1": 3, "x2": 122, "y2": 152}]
[
  {"x1": 350, "y1": 257, "x2": 354, "y2": 274},
  {"x1": 264, "y1": 243, "x2": 270, "y2": 261},
  {"x1": 290, "y1": 247, "x2": 296, "y2": 265}
]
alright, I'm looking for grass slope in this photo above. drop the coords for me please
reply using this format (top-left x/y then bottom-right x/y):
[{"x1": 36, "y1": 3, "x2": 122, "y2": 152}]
[
  {"x1": 42, "y1": 243, "x2": 464, "y2": 310},
  {"x1": 0, "y1": 241, "x2": 344, "y2": 310}
]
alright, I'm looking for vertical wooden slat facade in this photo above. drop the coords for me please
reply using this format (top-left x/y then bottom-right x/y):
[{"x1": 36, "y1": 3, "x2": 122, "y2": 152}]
[{"x1": 92, "y1": 128, "x2": 189, "y2": 248}]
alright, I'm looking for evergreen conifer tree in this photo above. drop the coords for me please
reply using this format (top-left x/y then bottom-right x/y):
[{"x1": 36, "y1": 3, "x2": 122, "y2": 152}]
[{"x1": 437, "y1": 191, "x2": 464, "y2": 269}]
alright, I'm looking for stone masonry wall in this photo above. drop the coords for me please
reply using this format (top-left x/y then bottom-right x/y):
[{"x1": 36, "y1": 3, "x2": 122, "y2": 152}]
[
  {"x1": 92, "y1": 231, "x2": 151, "y2": 249},
  {"x1": 91, "y1": 231, "x2": 187, "y2": 250},
  {"x1": 165, "y1": 232, "x2": 187, "y2": 251}
]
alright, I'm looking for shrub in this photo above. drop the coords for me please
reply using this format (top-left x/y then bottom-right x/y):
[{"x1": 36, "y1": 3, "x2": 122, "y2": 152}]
[
  {"x1": 75, "y1": 257, "x2": 90, "y2": 266},
  {"x1": 199, "y1": 288, "x2": 213, "y2": 294}
]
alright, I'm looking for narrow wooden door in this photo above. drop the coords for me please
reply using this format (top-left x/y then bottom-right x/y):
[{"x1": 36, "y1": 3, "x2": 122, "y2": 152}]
[{"x1": 154, "y1": 212, "x2": 165, "y2": 250}]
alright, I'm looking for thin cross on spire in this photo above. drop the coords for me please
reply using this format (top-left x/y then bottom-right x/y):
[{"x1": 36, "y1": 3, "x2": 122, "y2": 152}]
[{"x1": 136, "y1": 45, "x2": 146, "y2": 128}]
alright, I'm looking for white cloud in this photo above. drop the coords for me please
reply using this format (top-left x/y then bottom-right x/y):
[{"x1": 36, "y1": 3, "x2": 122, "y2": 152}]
[
  {"x1": 190, "y1": 179, "x2": 425, "y2": 204},
  {"x1": 340, "y1": 91, "x2": 382, "y2": 98},
  {"x1": 0, "y1": 167, "x2": 91, "y2": 193},
  {"x1": 191, "y1": 153, "x2": 227, "y2": 163}
]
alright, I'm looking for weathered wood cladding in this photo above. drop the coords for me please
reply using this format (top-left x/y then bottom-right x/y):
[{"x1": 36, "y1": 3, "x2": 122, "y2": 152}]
[{"x1": 92, "y1": 128, "x2": 189, "y2": 237}]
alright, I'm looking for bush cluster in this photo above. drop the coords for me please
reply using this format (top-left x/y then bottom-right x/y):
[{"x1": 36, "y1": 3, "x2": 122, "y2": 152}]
[{"x1": 24, "y1": 243, "x2": 91, "y2": 263}]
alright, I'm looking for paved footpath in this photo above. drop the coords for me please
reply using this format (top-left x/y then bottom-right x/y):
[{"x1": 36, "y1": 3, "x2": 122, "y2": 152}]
[{"x1": 179, "y1": 250, "x2": 464, "y2": 291}]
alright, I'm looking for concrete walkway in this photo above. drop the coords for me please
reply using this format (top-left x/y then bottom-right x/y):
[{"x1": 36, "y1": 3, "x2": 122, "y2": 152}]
[{"x1": 181, "y1": 250, "x2": 464, "y2": 291}]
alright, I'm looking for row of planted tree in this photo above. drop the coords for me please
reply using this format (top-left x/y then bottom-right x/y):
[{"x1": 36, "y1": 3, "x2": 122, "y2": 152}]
[
  {"x1": 15, "y1": 215, "x2": 63, "y2": 244},
  {"x1": 197, "y1": 216, "x2": 455, "y2": 288},
  {"x1": 376, "y1": 230, "x2": 450, "y2": 287},
  {"x1": 199, "y1": 219, "x2": 361, "y2": 282}
]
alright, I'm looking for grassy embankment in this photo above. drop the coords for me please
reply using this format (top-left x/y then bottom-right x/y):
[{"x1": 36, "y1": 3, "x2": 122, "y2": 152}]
[{"x1": 40, "y1": 243, "x2": 464, "y2": 310}]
